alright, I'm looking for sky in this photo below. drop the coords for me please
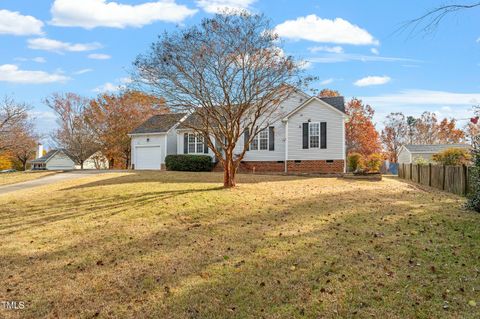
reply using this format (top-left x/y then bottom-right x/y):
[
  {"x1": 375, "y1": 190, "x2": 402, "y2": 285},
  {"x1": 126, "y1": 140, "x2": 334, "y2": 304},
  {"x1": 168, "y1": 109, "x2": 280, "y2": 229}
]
[{"x1": 1, "y1": 0, "x2": 479, "y2": 143}]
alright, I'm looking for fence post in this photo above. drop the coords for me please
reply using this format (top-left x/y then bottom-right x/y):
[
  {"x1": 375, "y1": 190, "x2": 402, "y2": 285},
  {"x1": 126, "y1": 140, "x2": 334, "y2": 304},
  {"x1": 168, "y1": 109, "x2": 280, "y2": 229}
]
[
  {"x1": 410, "y1": 163, "x2": 413, "y2": 180},
  {"x1": 428, "y1": 163, "x2": 432, "y2": 187},
  {"x1": 417, "y1": 164, "x2": 421, "y2": 183},
  {"x1": 463, "y1": 164, "x2": 468, "y2": 195},
  {"x1": 442, "y1": 165, "x2": 446, "y2": 190}
]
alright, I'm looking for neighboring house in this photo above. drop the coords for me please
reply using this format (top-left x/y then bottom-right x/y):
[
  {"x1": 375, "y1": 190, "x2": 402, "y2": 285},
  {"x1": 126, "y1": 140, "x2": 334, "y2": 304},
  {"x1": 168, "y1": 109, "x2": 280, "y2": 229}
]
[
  {"x1": 75, "y1": 151, "x2": 109, "y2": 170},
  {"x1": 30, "y1": 149, "x2": 76, "y2": 170},
  {"x1": 397, "y1": 144, "x2": 471, "y2": 164},
  {"x1": 129, "y1": 90, "x2": 347, "y2": 173}
]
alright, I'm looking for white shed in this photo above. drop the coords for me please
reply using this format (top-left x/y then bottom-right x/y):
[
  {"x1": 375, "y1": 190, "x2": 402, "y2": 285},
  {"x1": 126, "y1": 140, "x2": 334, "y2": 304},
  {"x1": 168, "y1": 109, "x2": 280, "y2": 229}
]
[{"x1": 398, "y1": 144, "x2": 471, "y2": 164}]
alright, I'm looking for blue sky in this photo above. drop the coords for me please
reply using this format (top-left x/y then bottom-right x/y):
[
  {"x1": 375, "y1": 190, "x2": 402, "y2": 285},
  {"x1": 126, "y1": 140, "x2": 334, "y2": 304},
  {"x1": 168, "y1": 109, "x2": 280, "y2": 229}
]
[{"x1": 1, "y1": 0, "x2": 479, "y2": 141}]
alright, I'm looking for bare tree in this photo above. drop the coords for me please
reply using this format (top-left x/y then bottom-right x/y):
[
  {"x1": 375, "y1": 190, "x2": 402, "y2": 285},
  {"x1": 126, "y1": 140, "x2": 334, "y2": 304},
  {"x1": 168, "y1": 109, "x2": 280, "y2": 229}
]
[
  {"x1": 133, "y1": 11, "x2": 306, "y2": 187},
  {"x1": 403, "y1": 2, "x2": 480, "y2": 34},
  {"x1": 0, "y1": 96, "x2": 31, "y2": 151},
  {"x1": 45, "y1": 93, "x2": 99, "y2": 169},
  {"x1": 11, "y1": 127, "x2": 39, "y2": 171}
]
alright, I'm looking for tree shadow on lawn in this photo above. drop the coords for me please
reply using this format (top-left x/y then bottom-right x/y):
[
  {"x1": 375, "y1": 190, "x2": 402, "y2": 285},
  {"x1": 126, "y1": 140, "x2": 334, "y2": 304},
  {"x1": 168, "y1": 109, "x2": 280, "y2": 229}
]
[
  {"x1": 60, "y1": 171, "x2": 311, "y2": 191},
  {"x1": 1, "y1": 181, "x2": 478, "y2": 318}
]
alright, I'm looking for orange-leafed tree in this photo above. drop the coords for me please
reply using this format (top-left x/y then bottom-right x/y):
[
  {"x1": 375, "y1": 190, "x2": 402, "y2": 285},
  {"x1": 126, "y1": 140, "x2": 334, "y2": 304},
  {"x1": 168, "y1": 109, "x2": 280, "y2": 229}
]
[
  {"x1": 0, "y1": 152, "x2": 13, "y2": 170},
  {"x1": 438, "y1": 118, "x2": 465, "y2": 143},
  {"x1": 381, "y1": 112, "x2": 408, "y2": 162},
  {"x1": 86, "y1": 90, "x2": 168, "y2": 169},
  {"x1": 318, "y1": 89, "x2": 340, "y2": 98},
  {"x1": 345, "y1": 98, "x2": 381, "y2": 156},
  {"x1": 411, "y1": 112, "x2": 465, "y2": 144}
]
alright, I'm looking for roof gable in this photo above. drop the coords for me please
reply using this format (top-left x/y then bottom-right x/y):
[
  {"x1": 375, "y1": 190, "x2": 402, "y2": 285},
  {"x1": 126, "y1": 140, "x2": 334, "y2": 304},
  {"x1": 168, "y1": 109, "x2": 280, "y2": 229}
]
[
  {"x1": 404, "y1": 144, "x2": 471, "y2": 154},
  {"x1": 283, "y1": 96, "x2": 346, "y2": 120},
  {"x1": 130, "y1": 113, "x2": 187, "y2": 134}
]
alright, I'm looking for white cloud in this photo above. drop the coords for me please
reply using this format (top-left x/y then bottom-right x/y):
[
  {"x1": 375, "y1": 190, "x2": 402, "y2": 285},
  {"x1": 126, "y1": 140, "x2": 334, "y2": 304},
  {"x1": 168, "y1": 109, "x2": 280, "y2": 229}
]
[
  {"x1": 359, "y1": 89, "x2": 480, "y2": 107},
  {"x1": 476, "y1": 37, "x2": 480, "y2": 43},
  {"x1": 74, "y1": 68, "x2": 93, "y2": 75},
  {"x1": 370, "y1": 48, "x2": 379, "y2": 55},
  {"x1": 14, "y1": 57, "x2": 46, "y2": 63},
  {"x1": 50, "y1": 0, "x2": 197, "y2": 29},
  {"x1": 88, "y1": 53, "x2": 111, "y2": 60},
  {"x1": 275, "y1": 15, "x2": 378, "y2": 45},
  {"x1": 309, "y1": 46, "x2": 343, "y2": 54},
  {"x1": 0, "y1": 64, "x2": 70, "y2": 84},
  {"x1": 308, "y1": 53, "x2": 419, "y2": 64},
  {"x1": 319, "y1": 78, "x2": 334, "y2": 85},
  {"x1": 354, "y1": 75, "x2": 391, "y2": 87},
  {"x1": 93, "y1": 82, "x2": 120, "y2": 93},
  {"x1": 298, "y1": 60, "x2": 313, "y2": 70},
  {"x1": 28, "y1": 37, "x2": 102, "y2": 53},
  {"x1": 196, "y1": 0, "x2": 256, "y2": 13},
  {"x1": 0, "y1": 9, "x2": 44, "y2": 36}
]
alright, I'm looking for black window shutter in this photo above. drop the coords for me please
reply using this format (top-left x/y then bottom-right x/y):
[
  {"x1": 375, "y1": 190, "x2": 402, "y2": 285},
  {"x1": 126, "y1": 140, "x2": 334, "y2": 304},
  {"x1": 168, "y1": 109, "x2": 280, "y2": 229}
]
[
  {"x1": 184, "y1": 133, "x2": 188, "y2": 154},
  {"x1": 203, "y1": 136, "x2": 209, "y2": 154},
  {"x1": 302, "y1": 123, "x2": 309, "y2": 149},
  {"x1": 269, "y1": 126, "x2": 275, "y2": 151},
  {"x1": 244, "y1": 129, "x2": 250, "y2": 151},
  {"x1": 320, "y1": 122, "x2": 327, "y2": 149}
]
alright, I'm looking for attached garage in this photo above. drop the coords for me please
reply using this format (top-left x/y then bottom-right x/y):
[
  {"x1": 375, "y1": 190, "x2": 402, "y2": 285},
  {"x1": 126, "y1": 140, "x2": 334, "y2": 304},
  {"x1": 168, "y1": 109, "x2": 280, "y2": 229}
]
[{"x1": 135, "y1": 145, "x2": 162, "y2": 170}]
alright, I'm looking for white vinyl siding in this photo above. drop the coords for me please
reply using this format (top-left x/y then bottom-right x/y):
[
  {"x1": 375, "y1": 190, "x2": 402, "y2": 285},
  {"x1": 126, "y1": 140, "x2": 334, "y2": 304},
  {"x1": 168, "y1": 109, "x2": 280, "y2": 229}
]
[
  {"x1": 287, "y1": 99, "x2": 345, "y2": 161},
  {"x1": 397, "y1": 148, "x2": 412, "y2": 164},
  {"x1": 131, "y1": 134, "x2": 167, "y2": 167},
  {"x1": 45, "y1": 152, "x2": 75, "y2": 170}
]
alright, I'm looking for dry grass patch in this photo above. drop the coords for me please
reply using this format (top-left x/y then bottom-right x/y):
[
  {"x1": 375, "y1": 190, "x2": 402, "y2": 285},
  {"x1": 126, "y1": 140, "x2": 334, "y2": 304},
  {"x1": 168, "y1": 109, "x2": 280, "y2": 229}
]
[
  {"x1": 0, "y1": 172, "x2": 479, "y2": 318},
  {"x1": 0, "y1": 171, "x2": 57, "y2": 186}
]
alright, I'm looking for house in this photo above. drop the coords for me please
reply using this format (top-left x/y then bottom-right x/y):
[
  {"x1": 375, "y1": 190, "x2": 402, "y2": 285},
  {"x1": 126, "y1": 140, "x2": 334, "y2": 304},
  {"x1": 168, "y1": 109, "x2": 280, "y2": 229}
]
[
  {"x1": 75, "y1": 151, "x2": 109, "y2": 170},
  {"x1": 397, "y1": 144, "x2": 471, "y2": 164},
  {"x1": 129, "y1": 90, "x2": 347, "y2": 173},
  {"x1": 30, "y1": 149, "x2": 76, "y2": 170}
]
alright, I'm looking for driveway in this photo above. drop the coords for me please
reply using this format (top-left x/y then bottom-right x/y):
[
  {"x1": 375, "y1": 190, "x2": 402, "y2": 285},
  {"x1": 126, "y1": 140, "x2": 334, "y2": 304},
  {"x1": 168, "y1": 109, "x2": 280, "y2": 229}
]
[{"x1": 0, "y1": 171, "x2": 110, "y2": 196}]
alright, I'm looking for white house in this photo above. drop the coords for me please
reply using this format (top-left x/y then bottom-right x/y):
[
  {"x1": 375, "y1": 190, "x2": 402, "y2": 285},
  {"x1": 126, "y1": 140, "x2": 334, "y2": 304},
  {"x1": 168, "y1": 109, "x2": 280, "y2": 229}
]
[
  {"x1": 129, "y1": 90, "x2": 347, "y2": 174},
  {"x1": 30, "y1": 149, "x2": 76, "y2": 170},
  {"x1": 75, "y1": 151, "x2": 109, "y2": 170},
  {"x1": 398, "y1": 144, "x2": 471, "y2": 164}
]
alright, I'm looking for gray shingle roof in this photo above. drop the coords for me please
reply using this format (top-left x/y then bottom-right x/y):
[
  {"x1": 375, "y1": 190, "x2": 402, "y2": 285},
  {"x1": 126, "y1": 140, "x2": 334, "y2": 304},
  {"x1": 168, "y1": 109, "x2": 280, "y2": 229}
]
[
  {"x1": 29, "y1": 149, "x2": 76, "y2": 164},
  {"x1": 404, "y1": 144, "x2": 471, "y2": 153},
  {"x1": 130, "y1": 113, "x2": 186, "y2": 134},
  {"x1": 319, "y1": 96, "x2": 345, "y2": 113}
]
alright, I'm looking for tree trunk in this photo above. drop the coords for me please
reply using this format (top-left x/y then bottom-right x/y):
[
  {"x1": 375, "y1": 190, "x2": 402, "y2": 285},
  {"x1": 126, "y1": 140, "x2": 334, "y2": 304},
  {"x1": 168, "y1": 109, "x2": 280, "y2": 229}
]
[
  {"x1": 23, "y1": 160, "x2": 27, "y2": 171},
  {"x1": 223, "y1": 150, "x2": 237, "y2": 188},
  {"x1": 80, "y1": 161, "x2": 84, "y2": 170}
]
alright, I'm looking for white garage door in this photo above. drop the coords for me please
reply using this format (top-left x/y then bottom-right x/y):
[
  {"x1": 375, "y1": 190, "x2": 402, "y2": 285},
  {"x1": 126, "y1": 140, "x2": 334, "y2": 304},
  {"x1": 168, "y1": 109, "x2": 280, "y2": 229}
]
[{"x1": 135, "y1": 146, "x2": 162, "y2": 170}]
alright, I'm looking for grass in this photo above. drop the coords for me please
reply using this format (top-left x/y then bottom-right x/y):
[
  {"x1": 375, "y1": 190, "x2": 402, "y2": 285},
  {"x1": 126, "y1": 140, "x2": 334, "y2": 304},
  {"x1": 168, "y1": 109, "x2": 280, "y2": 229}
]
[
  {"x1": 0, "y1": 171, "x2": 56, "y2": 186},
  {"x1": 0, "y1": 171, "x2": 479, "y2": 318}
]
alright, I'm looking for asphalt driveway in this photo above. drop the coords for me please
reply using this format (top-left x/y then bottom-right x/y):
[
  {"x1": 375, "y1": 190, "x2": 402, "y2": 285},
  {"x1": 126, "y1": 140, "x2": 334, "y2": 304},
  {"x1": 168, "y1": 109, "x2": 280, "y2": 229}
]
[{"x1": 0, "y1": 171, "x2": 109, "y2": 196}]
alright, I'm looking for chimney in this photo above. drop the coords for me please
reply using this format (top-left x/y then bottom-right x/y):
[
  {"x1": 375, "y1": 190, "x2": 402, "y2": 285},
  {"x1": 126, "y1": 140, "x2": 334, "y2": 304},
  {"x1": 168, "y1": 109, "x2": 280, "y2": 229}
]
[{"x1": 37, "y1": 143, "x2": 44, "y2": 159}]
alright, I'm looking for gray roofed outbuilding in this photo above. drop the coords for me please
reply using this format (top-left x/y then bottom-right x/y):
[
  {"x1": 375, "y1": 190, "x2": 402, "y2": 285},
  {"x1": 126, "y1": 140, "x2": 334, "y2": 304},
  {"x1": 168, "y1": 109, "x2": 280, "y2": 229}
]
[
  {"x1": 404, "y1": 144, "x2": 471, "y2": 153},
  {"x1": 130, "y1": 113, "x2": 187, "y2": 134}
]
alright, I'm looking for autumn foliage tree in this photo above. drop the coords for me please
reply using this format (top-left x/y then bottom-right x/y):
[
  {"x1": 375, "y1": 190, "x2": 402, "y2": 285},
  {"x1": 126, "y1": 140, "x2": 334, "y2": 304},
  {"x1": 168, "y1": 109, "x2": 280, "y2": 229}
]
[
  {"x1": 345, "y1": 98, "x2": 381, "y2": 156},
  {"x1": 318, "y1": 89, "x2": 340, "y2": 98},
  {"x1": 381, "y1": 113, "x2": 408, "y2": 162},
  {"x1": 0, "y1": 96, "x2": 31, "y2": 151},
  {"x1": 411, "y1": 112, "x2": 465, "y2": 144},
  {"x1": 86, "y1": 91, "x2": 168, "y2": 168}
]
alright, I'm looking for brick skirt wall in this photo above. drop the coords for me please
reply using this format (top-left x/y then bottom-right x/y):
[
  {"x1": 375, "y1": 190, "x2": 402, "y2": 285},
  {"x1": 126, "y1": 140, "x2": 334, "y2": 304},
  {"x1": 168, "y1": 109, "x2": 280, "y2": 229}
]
[{"x1": 214, "y1": 160, "x2": 345, "y2": 174}]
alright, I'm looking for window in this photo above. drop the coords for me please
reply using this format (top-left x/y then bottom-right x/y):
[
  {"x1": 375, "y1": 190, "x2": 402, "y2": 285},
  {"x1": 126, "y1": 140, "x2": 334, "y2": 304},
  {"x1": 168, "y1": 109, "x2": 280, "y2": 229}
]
[
  {"x1": 187, "y1": 133, "x2": 205, "y2": 154},
  {"x1": 309, "y1": 122, "x2": 320, "y2": 148},
  {"x1": 250, "y1": 129, "x2": 269, "y2": 151}
]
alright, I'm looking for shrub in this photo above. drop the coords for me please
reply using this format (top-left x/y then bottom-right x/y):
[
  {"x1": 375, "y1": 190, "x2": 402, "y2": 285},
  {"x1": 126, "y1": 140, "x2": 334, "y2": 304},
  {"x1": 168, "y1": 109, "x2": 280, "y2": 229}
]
[
  {"x1": 414, "y1": 156, "x2": 429, "y2": 165},
  {"x1": 347, "y1": 153, "x2": 363, "y2": 172},
  {"x1": 165, "y1": 155, "x2": 213, "y2": 172},
  {"x1": 432, "y1": 148, "x2": 471, "y2": 166},
  {"x1": 365, "y1": 153, "x2": 383, "y2": 173},
  {"x1": 467, "y1": 138, "x2": 480, "y2": 212}
]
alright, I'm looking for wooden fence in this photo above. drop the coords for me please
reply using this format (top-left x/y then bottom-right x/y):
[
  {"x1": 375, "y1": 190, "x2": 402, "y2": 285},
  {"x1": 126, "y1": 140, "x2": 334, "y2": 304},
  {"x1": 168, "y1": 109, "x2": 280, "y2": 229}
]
[{"x1": 398, "y1": 163, "x2": 471, "y2": 196}]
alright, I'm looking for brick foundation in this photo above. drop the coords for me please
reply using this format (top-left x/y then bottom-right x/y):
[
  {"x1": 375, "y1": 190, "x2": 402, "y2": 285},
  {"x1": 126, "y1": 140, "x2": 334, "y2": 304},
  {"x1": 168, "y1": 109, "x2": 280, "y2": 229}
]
[{"x1": 214, "y1": 160, "x2": 345, "y2": 174}]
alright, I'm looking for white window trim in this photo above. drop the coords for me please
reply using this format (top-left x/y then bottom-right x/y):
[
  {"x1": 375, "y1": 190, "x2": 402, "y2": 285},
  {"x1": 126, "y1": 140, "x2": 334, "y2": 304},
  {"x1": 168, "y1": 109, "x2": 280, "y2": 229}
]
[
  {"x1": 250, "y1": 129, "x2": 269, "y2": 151},
  {"x1": 187, "y1": 133, "x2": 205, "y2": 154},
  {"x1": 308, "y1": 122, "x2": 320, "y2": 149}
]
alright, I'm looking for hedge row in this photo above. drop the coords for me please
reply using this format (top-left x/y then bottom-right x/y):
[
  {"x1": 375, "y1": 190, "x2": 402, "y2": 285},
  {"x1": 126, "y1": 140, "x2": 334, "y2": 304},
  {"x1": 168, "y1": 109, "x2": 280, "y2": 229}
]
[{"x1": 165, "y1": 155, "x2": 214, "y2": 172}]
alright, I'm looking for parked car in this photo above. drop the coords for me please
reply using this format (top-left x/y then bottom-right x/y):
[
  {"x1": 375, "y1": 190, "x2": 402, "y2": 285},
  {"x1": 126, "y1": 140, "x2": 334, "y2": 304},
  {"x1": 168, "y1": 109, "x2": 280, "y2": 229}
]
[{"x1": 0, "y1": 169, "x2": 17, "y2": 173}]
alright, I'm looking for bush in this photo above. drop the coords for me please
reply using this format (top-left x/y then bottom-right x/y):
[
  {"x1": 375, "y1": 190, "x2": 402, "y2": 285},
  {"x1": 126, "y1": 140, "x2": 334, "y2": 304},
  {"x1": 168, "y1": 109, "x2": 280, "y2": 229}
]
[
  {"x1": 365, "y1": 153, "x2": 383, "y2": 173},
  {"x1": 467, "y1": 138, "x2": 480, "y2": 212},
  {"x1": 414, "y1": 156, "x2": 429, "y2": 165},
  {"x1": 165, "y1": 155, "x2": 213, "y2": 172},
  {"x1": 432, "y1": 148, "x2": 471, "y2": 166},
  {"x1": 347, "y1": 153, "x2": 363, "y2": 172}
]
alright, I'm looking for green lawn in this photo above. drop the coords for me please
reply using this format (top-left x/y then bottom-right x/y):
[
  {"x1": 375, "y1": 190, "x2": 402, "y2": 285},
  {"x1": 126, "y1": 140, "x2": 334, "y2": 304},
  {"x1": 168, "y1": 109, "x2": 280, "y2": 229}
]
[
  {"x1": 0, "y1": 172, "x2": 479, "y2": 318},
  {"x1": 0, "y1": 171, "x2": 56, "y2": 186}
]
